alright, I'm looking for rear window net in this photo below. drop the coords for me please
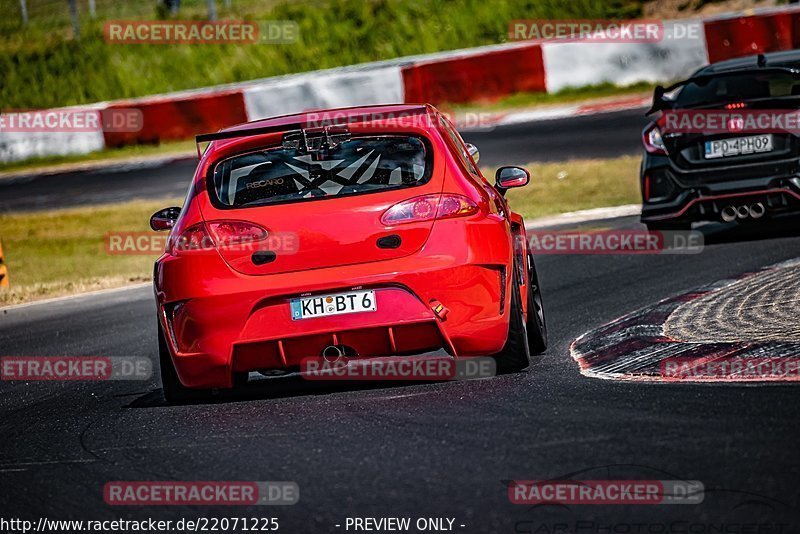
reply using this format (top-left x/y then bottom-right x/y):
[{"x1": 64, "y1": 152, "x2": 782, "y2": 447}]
[{"x1": 210, "y1": 135, "x2": 430, "y2": 208}]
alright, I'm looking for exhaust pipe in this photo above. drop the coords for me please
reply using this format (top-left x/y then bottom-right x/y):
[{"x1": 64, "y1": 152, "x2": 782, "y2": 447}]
[
  {"x1": 721, "y1": 205, "x2": 738, "y2": 223},
  {"x1": 736, "y1": 205, "x2": 750, "y2": 219},
  {"x1": 322, "y1": 345, "x2": 345, "y2": 362},
  {"x1": 321, "y1": 344, "x2": 358, "y2": 362},
  {"x1": 749, "y1": 202, "x2": 766, "y2": 219}
]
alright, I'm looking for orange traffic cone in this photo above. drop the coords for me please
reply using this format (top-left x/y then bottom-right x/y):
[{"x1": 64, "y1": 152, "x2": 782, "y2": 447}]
[{"x1": 0, "y1": 240, "x2": 8, "y2": 288}]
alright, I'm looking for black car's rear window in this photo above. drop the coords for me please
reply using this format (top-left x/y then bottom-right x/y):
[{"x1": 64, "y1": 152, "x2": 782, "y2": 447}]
[
  {"x1": 211, "y1": 135, "x2": 430, "y2": 208},
  {"x1": 673, "y1": 72, "x2": 800, "y2": 108}
]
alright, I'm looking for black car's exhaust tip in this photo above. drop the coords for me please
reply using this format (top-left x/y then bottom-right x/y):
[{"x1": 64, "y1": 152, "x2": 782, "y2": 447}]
[
  {"x1": 749, "y1": 202, "x2": 766, "y2": 219},
  {"x1": 721, "y1": 202, "x2": 767, "y2": 223},
  {"x1": 721, "y1": 205, "x2": 738, "y2": 222}
]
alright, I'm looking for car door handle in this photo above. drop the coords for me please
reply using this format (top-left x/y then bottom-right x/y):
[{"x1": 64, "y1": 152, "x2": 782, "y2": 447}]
[
  {"x1": 252, "y1": 250, "x2": 277, "y2": 265},
  {"x1": 376, "y1": 235, "x2": 402, "y2": 249}
]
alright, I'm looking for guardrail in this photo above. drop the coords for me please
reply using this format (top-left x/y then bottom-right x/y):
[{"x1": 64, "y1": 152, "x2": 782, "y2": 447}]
[{"x1": 2, "y1": 4, "x2": 799, "y2": 163}]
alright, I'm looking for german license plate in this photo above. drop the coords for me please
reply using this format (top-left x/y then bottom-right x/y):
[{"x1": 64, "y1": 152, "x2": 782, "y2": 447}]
[
  {"x1": 704, "y1": 134, "x2": 773, "y2": 159},
  {"x1": 290, "y1": 290, "x2": 376, "y2": 320}
]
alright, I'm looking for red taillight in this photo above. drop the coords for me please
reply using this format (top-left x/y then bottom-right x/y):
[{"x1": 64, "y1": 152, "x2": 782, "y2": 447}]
[
  {"x1": 207, "y1": 220, "x2": 268, "y2": 246},
  {"x1": 380, "y1": 194, "x2": 480, "y2": 225},
  {"x1": 167, "y1": 222, "x2": 212, "y2": 254},
  {"x1": 643, "y1": 173, "x2": 651, "y2": 202},
  {"x1": 167, "y1": 220, "x2": 268, "y2": 254},
  {"x1": 642, "y1": 123, "x2": 668, "y2": 155},
  {"x1": 725, "y1": 102, "x2": 746, "y2": 110},
  {"x1": 412, "y1": 197, "x2": 436, "y2": 220}
]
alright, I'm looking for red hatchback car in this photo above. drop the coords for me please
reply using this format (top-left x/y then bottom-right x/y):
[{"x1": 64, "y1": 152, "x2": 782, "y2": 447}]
[{"x1": 150, "y1": 104, "x2": 547, "y2": 403}]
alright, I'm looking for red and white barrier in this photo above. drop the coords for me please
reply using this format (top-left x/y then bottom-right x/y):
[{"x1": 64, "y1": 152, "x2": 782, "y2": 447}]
[
  {"x1": 102, "y1": 90, "x2": 248, "y2": 148},
  {"x1": 703, "y1": 6, "x2": 800, "y2": 63},
  {"x1": 542, "y1": 19, "x2": 708, "y2": 93},
  {"x1": 3, "y1": 5, "x2": 799, "y2": 163},
  {"x1": 401, "y1": 43, "x2": 546, "y2": 104},
  {"x1": 0, "y1": 129, "x2": 105, "y2": 164},
  {"x1": 0, "y1": 105, "x2": 107, "y2": 163},
  {"x1": 242, "y1": 65, "x2": 404, "y2": 121}
]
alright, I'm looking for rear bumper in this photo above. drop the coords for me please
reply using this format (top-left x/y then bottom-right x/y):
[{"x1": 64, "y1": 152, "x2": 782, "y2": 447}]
[
  {"x1": 154, "y1": 217, "x2": 514, "y2": 388},
  {"x1": 640, "y1": 154, "x2": 800, "y2": 223}
]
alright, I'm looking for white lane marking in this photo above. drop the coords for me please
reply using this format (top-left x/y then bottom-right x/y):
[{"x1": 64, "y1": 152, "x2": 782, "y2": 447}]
[
  {"x1": 458, "y1": 97, "x2": 650, "y2": 132},
  {"x1": 0, "y1": 282, "x2": 151, "y2": 312},
  {"x1": 0, "y1": 458, "x2": 98, "y2": 472},
  {"x1": 525, "y1": 204, "x2": 642, "y2": 229},
  {"x1": 494, "y1": 106, "x2": 581, "y2": 126}
]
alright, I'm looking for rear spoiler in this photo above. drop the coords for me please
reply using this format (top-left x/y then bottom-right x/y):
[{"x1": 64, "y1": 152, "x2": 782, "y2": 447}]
[
  {"x1": 646, "y1": 66, "x2": 800, "y2": 115},
  {"x1": 195, "y1": 106, "x2": 431, "y2": 157}
]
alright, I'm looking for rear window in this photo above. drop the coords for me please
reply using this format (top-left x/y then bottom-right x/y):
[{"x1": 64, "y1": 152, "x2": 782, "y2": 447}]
[
  {"x1": 673, "y1": 72, "x2": 800, "y2": 108},
  {"x1": 210, "y1": 135, "x2": 430, "y2": 208}
]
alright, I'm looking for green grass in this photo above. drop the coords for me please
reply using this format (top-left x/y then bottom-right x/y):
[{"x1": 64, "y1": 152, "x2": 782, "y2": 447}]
[
  {"x1": 0, "y1": 198, "x2": 180, "y2": 306},
  {"x1": 1, "y1": 0, "x2": 644, "y2": 109},
  {"x1": 501, "y1": 155, "x2": 641, "y2": 219},
  {"x1": 0, "y1": 154, "x2": 640, "y2": 305}
]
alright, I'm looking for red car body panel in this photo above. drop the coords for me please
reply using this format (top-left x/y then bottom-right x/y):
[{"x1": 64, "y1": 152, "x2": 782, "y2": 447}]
[{"x1": 154, "y1": 104, "x2": 531, "y2": 388}]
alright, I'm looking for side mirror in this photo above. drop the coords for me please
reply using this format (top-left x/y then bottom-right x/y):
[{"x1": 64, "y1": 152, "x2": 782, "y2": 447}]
[
  {"x1": 150, "y1": 207, "x2": 181, "y2": 231},
  {"x1": 495, "y1": 166, "x2": 530, "y2": 193},
  {"x1": 466, "y1": 143, "x2": 480, "y2": 164}
]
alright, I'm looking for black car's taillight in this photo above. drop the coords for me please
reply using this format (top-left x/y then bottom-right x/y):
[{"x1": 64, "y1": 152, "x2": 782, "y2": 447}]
[{"x1": 642, "y1": 123, "x2": 668, "y2": 155}]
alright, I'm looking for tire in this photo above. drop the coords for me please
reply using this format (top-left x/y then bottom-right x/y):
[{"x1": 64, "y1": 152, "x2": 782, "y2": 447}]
[
  {"x1": 157, "y1": 321, "x2": 214, "y2": 404},
  {"x1": 492, "y1": 269, "x2": 531, "y2": 373},
  {"x1": 526, "y1": 255, "x2": 547, "y2": 354}
]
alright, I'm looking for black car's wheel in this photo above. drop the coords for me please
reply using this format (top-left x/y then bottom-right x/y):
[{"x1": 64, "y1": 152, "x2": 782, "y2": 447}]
[
  {"x1": 492, "y1": 269, "x2": 531, "y2": 373},
  {"x1": 645, "y1": 221, "x2": 691, "y2": 232},
  {"x1": 526, "y1": 254, "x2": 547, "y2": 354},
  {"x1": 157, "y1": 321, "x2": 214, "y2": 404}
]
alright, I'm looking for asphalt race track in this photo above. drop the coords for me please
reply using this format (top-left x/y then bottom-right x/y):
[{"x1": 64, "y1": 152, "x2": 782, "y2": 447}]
[
  {"x1": 2, "y1": 216, "x2": 800, "y2": 529},
  {"x1": 0, "y1": 108, "x2": 649, "y2": 213},
  {"x1": 2, "y1": 107, "x2": 800, "y2": 530},
  {"x1": 463, "y1": 107, "x2": 648, "y2": 166}
]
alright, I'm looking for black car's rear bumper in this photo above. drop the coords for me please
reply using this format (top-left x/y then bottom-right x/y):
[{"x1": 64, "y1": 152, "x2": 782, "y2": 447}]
[{"x1": 640, "y1": 154, "x2": 800, "y2": 223}]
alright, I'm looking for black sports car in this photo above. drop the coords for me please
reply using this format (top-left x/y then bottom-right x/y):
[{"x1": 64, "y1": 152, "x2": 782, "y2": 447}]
[{"x1": 640, "y1": 50, "x2": 800, "y2": 231}]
